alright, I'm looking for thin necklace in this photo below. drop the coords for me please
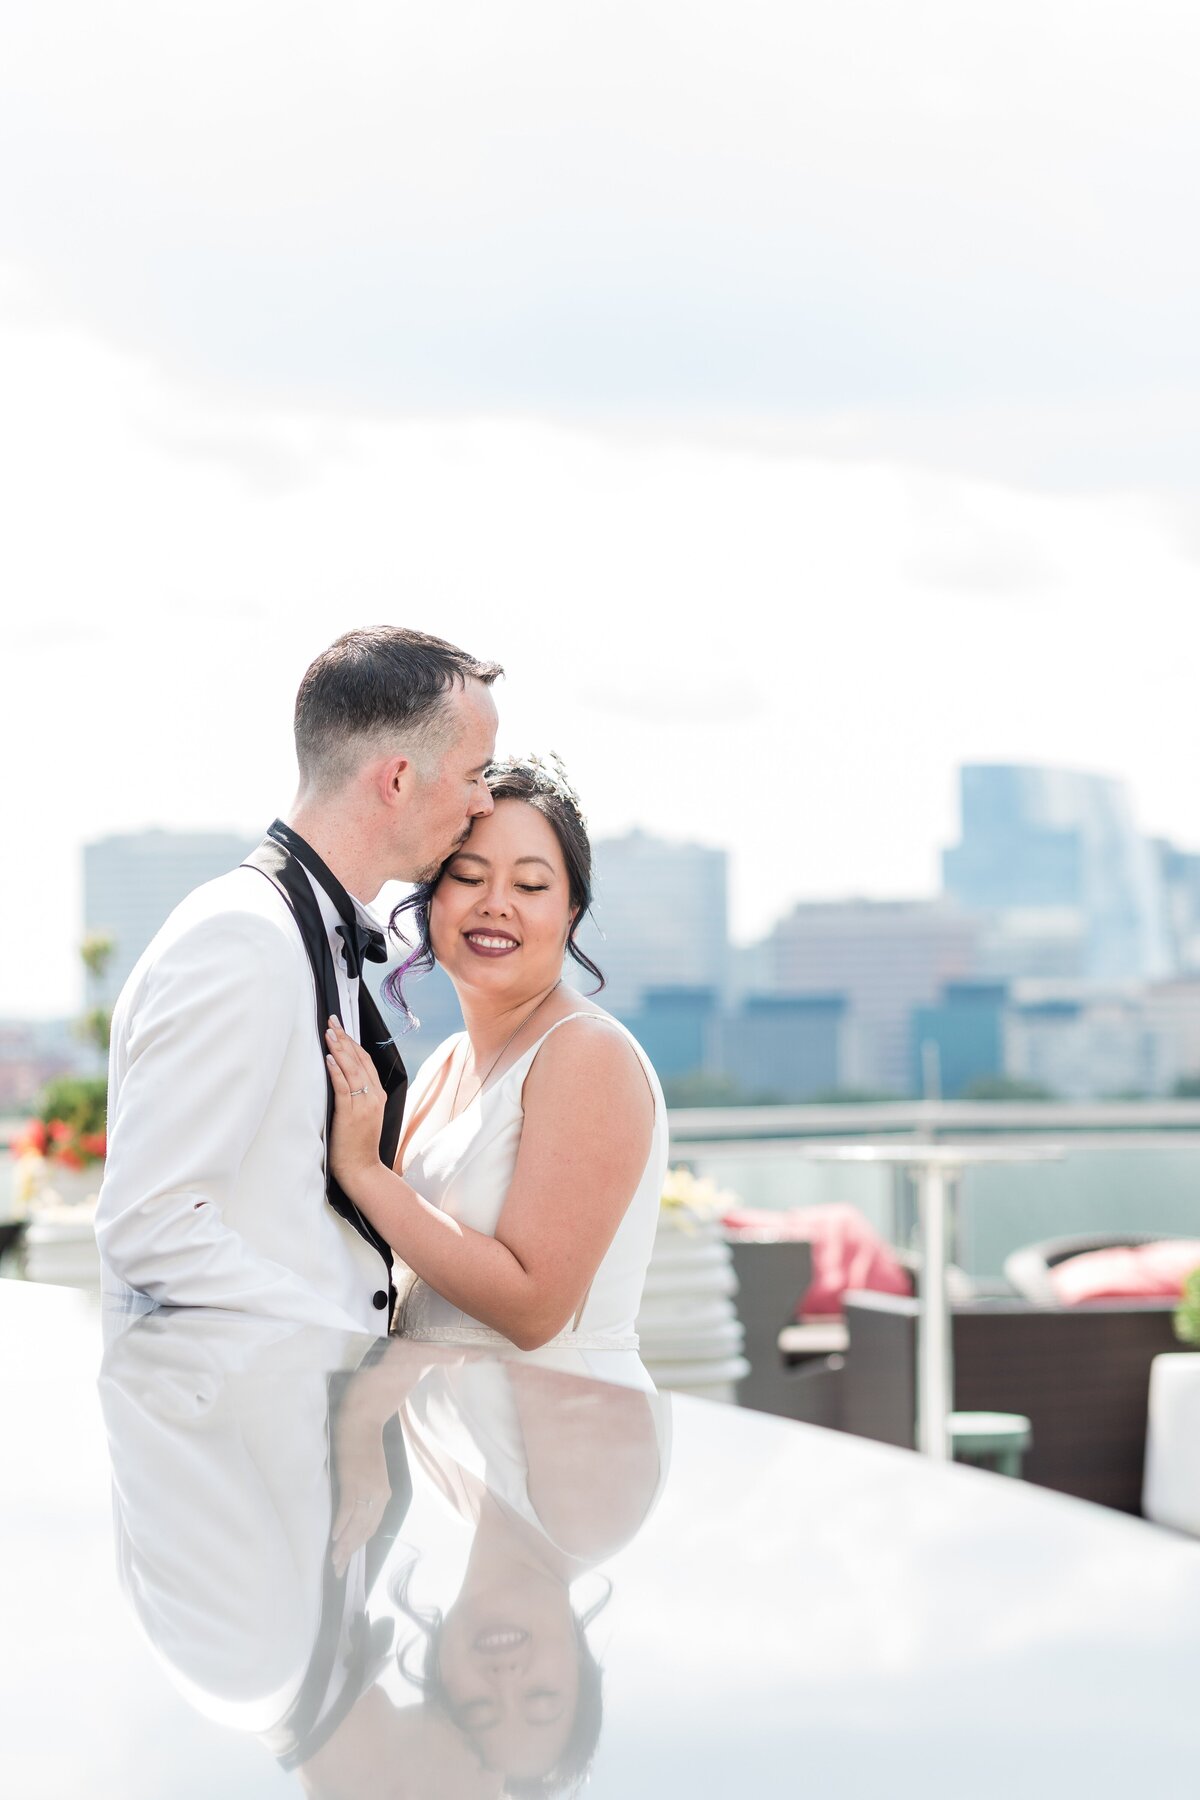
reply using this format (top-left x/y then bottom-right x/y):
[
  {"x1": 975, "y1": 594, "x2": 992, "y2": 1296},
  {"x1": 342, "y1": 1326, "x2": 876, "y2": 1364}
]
[{"x1": 451, "y1": 980, "x2": 562, "y2": 1118}]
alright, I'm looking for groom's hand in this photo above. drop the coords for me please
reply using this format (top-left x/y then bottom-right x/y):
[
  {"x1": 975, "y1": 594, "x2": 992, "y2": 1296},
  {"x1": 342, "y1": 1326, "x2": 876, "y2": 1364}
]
[{"x1": 325, "y1": 1017, "x2": 387, "y2": 1192}]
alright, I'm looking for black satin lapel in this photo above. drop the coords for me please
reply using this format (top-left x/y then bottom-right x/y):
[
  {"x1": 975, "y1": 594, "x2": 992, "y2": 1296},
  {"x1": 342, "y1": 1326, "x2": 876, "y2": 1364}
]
[
  {"x1": 242, "y1": 838, "x2": 398, "y2": 1273},
  {"x1": 275, "y1": 1364, "x2": 413, "y2": 1770},
  {"x1": 366, "y1": 1411, "x2": 412, "y2": 1590},
  {"x1": 359, "y1": 983, "x2": 407, "y2": 1173},
  {"x1": 245, "y1": 837, "x2": 341, "y2": 1021}
]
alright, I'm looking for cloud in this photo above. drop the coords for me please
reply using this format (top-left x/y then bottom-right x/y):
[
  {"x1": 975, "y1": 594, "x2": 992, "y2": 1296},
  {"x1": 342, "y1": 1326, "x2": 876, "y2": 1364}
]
[
  {"x1": 579, "y1": 678, "x2": 765, "y2": 725},
  {"x1": 899, "y1": 478, "x2": 1061, "y2": 596},
  {"x1": 141, "y1": 422, "x2": 323, "y2": 497},
  {"x1": 2, "y1": 304, "x2": 1200, "y2": 1019},
  {"x1": 1, "y1": 1, "x2": 1199, "y2": 488}
]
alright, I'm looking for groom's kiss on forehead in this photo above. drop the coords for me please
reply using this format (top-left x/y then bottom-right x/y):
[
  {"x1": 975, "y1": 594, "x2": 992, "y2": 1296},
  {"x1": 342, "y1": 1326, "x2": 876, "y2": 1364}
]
[{"x1": 290, "y1": 626, "x2": 503, "y2": 895}]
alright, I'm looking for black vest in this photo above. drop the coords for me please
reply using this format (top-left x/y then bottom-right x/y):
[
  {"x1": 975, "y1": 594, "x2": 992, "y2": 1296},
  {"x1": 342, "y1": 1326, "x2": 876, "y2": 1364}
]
[{"x1": 242, "y1": 826, "x2": 407, "y2": 1302}]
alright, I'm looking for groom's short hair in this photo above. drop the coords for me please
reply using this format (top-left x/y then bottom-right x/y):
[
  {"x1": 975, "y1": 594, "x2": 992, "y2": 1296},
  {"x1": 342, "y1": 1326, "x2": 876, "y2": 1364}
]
[{"x1": 294, "y1": 626, "x2": 502, "y2": 795}]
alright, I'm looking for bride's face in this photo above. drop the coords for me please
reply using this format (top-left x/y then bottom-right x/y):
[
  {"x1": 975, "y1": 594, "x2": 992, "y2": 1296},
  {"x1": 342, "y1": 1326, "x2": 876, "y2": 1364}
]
[
  {"x1": 436, "y1": 1572, "x2": 580, "y2": 1779},
  {"x1": 429, "y1": 799, "x2": 576, "y2": 994}
]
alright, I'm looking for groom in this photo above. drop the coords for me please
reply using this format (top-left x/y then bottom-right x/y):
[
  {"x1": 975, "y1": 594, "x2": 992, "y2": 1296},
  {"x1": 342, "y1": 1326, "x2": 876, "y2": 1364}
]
[{"x1": 96, "y1": 626, "x2": 501, "y2": 1335}]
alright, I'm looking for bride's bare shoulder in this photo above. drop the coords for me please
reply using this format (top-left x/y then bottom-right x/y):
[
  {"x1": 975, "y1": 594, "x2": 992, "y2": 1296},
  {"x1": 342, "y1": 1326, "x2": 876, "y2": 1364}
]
[{"x1": 523, "y1": 1009, "x2": 655, "y2": 1113}]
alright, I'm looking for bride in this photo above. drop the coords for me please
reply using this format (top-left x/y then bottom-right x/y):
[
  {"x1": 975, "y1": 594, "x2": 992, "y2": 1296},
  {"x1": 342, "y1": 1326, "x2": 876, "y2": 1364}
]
[{"x1": 324, "y1": 755, "x2": 667, "y2": 1380}]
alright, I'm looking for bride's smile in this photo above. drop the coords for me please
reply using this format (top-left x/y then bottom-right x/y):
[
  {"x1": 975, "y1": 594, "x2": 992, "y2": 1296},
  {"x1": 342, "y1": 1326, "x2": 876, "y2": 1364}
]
[{"x1": 430, "y1": 799, "x2": 577, "y2": 1002}]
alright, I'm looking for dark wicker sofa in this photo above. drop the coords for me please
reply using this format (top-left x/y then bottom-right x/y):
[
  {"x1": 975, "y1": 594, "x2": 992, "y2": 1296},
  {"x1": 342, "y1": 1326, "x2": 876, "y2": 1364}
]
[{"x1": 841, "y1": 1290, "x2": 1189, "y2": 1513}]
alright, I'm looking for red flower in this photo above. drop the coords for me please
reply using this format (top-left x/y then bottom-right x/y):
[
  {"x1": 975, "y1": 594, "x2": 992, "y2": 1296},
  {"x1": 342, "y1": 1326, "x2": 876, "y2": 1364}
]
[
  {"x1": 80, "y1": 1132, "x2": 107, "y2": 1160},
  {"x1": 48, "y1": 1119, "x2": 73, "y2": 1145},
  {"x1": 56, "y1": 1148, "x2": 84, "y2": 1172},
  {"x1": 12, "y1": 1118, "x2": 48, "y2": 1157}
]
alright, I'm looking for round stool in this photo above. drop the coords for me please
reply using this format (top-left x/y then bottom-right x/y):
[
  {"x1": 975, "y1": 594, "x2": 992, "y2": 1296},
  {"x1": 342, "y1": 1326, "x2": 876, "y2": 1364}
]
[{"x1": 949, "y1": 1411, "x2": 1032, "y2": 1478}]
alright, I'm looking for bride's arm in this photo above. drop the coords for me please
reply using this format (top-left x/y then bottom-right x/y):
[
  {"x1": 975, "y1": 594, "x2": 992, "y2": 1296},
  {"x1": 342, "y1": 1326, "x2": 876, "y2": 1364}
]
[{"x1": 325, "y1": 1016, "x2": 653, "y2": 1349}]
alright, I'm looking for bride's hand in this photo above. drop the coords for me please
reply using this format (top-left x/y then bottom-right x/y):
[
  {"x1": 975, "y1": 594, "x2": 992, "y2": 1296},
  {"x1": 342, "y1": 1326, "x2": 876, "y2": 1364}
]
[
  {"x1": 325, "y1": 1017, "x2": 386, "y2": 1191},
  {"x1": 330, "y1": 1397, "x2": 392, "y2": 1576}
]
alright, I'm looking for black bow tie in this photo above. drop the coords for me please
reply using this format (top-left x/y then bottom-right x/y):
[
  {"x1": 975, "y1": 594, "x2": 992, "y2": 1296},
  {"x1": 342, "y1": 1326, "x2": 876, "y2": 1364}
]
[
  {"x1": 335, "y1": 919, "x2": 388, "y2": 981},
  {"x1": 266, "y1": 819, "x2": 389, "y2": 981}
]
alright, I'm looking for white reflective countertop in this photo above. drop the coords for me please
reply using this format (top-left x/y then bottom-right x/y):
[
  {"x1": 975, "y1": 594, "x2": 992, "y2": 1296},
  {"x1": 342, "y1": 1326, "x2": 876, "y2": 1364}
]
[{"x1": 4, "y1": 1278, "x2": 1200, "y2": 1798}]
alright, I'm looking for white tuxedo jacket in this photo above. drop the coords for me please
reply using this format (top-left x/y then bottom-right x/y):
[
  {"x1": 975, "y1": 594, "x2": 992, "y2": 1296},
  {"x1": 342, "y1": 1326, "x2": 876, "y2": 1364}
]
[{"x1": 96, "y1": 865, "x2": 392, "y2": 1335}]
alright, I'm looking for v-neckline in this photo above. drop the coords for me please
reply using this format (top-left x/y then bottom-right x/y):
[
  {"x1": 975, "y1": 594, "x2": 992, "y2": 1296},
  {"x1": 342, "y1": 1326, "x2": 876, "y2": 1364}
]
[{"x1": 402, "y1": 1017, "x2": 578, "y2": 1170}]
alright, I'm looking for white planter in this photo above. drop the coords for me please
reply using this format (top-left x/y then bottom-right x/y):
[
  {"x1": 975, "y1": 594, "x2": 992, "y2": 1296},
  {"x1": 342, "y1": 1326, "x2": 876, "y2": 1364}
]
[
  {"x1": 23, "y1": 1200, "x2": 102, "y2": 1288},
  {"x1": 1143, "y1": 1353, "x2": 1200, "y2": 1535},
  {"x1": 636, "y1": 1212, "x2": 750, "y2": 1403},
  {"x1": 21, "y1": 1163, "x2": 104, "y2": 1290},
  {"x1": 39, "y1": 1164, "x2": 104, "y2": 1209}
]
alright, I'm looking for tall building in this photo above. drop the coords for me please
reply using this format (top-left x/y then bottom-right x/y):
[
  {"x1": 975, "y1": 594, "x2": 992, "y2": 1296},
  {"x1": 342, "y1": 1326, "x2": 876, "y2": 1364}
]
[
  {"x1": 718, "y1": 993, "x2": 848, "y2": 1102},
  {"x1": 571, "y1": 830, "x2": 730, "y2": 1017},
  {"x1": 1143, "y1": 979, "x2": 1200, "y2": 1094},
  {"x1": 84, "y1": 829, "x2": 258, "y2": 1009},
  {"x1": 1004, "y1": 989, "x2": 1156, "y2": 1100},
  {"x1": 1155, "y1": 839, "x2": 1200, "y2": 976},
  {"x1": 943, "y1": 765, "x2": 1171, "y2": 985},
  {"x1": 755, "y1": 900, "x2": 979, "y2": 1095},
  {"x1": 968, "y1": 908, "x2": 1087, "y2": 984},
  {"x1": 911, "y1": 982, "x2": 1008, "y2": 1099},
  {"x1": 623, "y1": 986, "x2": 721, "y2": 1080},
  {"x1": 0, "y1": 1017, "x2": 92, "y2": 1115}
]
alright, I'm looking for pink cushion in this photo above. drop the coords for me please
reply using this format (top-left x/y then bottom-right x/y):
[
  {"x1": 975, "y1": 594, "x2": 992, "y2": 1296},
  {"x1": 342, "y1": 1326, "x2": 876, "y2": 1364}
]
[
  {"x1": 722, "y1": 1202, "x2": 913, "y2": 1320},
  {"x1": 1048, "y1": 1240, "x2": 1200, "y2": 1305}
]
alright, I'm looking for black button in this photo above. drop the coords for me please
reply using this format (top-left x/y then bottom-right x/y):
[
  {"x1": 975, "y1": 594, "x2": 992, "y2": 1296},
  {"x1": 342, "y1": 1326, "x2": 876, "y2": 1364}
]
[{"x1": 372, "y1": 1290, "x2": 388, "y2": 1311}]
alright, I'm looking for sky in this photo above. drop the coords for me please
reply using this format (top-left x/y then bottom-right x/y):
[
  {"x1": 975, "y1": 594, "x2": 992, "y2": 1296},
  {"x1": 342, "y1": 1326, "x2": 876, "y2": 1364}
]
[{"x1": 2, "y1": 1, "x2": 1199, "y2": 1017}]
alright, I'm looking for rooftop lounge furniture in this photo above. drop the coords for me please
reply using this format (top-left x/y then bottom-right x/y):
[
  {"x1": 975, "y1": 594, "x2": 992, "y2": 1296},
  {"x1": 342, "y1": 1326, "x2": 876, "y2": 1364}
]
[
  {"x1": 729, "y1": 1238, "x2": 845, "y2": 1428},
  {"x1": 1004, "y1": 1232, "x2": 1180, "y2": 1304},
  {"x1": 841, "y1": 1289, "x2": 1186, "y2": 1513}
]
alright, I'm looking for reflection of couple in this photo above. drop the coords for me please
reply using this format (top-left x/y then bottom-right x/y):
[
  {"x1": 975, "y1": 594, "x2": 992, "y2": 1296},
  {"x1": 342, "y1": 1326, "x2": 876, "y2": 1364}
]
[
  {"x1": 96, "y1": 627, "x2": 667, "y2": 1371},
  {"x1": 99, "y1": 1311, "x2": 670, "y2": 1797}
]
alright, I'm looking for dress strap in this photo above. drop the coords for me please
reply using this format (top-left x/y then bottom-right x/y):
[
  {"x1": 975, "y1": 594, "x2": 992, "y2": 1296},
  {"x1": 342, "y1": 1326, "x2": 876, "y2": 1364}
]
[
  {"x1": 515, "y1": 1012, "x2": 657, "y2": 1105},
  {"x1": 517, "y1": 1011, "x2": 635, "y2": 1062}
]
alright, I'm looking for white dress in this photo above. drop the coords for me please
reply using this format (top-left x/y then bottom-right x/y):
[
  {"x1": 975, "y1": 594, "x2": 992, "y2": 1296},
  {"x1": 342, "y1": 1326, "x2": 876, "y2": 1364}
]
[{"x1": 394, "y1": 1014, "x2": 668, "y2": 1388}]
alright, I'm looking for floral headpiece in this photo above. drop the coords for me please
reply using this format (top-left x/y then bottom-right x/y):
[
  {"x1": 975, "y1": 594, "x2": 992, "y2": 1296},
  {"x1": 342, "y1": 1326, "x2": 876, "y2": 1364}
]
[{"x1": 487, "y1": 751, "x2": 588, "y2": 828}]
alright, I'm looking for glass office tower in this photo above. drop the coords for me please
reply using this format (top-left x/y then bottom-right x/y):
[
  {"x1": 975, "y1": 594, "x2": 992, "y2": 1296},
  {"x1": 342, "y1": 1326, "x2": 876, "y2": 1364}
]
[{"x1": 943, "y1": 765, "x2": 1170, "y2": 985}]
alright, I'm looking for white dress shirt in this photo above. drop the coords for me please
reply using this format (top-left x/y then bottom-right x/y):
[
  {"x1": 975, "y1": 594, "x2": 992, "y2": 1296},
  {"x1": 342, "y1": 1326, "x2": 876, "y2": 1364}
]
[{"x1": 299, "y1": 865, "x2": 365, "y2": 1044}]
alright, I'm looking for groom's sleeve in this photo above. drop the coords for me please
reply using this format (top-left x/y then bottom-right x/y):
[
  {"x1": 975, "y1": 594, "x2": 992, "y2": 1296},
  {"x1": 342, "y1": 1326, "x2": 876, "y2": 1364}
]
[{"x1": 95, "y1": 910, "x2": 363, "y2": 1332}]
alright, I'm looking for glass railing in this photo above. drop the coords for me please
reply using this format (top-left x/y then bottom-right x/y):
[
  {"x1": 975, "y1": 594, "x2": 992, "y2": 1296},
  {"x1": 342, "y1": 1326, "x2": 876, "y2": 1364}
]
[{"x1": 667, "y1": 1101, "x2": 1200, "y2": 1280}]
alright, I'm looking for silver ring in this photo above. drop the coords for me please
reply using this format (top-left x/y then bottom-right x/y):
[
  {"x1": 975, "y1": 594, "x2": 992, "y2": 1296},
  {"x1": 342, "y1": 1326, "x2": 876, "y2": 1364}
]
[
  {"x1": 348, "y1": 1086, "x2": 369, "y2": 1098},
  {"x1": 354, "y1": 1497, "x2": 375, "y2": 1508}
]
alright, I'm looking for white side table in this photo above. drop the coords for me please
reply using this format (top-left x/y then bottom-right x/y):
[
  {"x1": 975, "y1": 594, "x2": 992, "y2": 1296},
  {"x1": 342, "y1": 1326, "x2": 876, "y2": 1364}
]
[{"x1": 800, "y1": 1143, "x2": 1064, "y2": 1460}]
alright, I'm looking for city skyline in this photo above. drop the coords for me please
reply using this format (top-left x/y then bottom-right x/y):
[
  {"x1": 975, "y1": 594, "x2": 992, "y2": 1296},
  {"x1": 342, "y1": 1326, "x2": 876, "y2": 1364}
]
[
  {"x1": 8, "y1": 758, "x2": 1200, "y2": 1106},
  {"x1": 9, "y1": 755, "x2": 1200, "y2": 1024}
]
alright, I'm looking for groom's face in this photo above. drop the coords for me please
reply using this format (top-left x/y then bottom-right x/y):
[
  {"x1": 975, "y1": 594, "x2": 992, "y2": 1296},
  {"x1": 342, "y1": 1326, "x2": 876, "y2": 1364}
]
[{"x1": 401, "y1": 680, "x2": 499, "y2": 882}]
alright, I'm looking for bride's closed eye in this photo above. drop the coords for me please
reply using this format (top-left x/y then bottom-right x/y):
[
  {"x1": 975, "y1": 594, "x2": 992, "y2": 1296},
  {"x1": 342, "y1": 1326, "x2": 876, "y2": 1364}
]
[{"x1": 447, "y1": 872, "x2": 549, "y2": 893}]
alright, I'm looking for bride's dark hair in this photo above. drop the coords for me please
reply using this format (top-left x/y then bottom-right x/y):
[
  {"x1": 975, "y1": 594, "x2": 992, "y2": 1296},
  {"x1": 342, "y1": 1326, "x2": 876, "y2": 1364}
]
[
  {"x1": 391, "y1": 1554, "x2": 610, "y2": 1797},
  {"x1": 383, "y1": 754, "x2": 605, "y2": 1021}
]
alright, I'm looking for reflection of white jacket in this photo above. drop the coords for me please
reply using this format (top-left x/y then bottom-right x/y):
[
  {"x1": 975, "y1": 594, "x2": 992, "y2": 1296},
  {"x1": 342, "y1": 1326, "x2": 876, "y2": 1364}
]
[
  {"x1": 100, "y1": 1308, "x2": 376, "y2": 1740},
  {"x1": 102, "y1": 1310, "x2": 338, "y2": 1730},
  {"x1": 96, "y1": 866, "x2": 388, "y2": 1335}
]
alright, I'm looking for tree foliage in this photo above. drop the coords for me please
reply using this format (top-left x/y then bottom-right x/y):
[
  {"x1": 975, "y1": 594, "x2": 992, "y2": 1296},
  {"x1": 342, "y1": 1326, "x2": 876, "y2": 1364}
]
[{"x1": 960, "y1": 1074, "x2": 1057, "y2": 1102}]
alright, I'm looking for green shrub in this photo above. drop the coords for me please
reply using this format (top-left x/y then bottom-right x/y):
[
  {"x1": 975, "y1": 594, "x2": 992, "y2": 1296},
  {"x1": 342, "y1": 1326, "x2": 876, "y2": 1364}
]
[
  {"x1": 1175, "y1": 1268, "x2": 1200, "y2": 1346},
  {"x1": 36, "y1": 1076, "x2": 107, "y2": 1135}
]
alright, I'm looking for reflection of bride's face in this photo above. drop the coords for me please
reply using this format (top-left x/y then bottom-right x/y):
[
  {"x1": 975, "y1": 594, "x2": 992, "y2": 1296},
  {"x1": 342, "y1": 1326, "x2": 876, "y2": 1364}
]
[
  {"x1": 437, "y1": 1567, "x2": 580, "y2": 1777},
  {"x1": 428, "y1": 799, "x2": 576, "y2": 997}
]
